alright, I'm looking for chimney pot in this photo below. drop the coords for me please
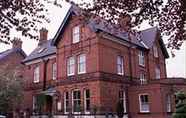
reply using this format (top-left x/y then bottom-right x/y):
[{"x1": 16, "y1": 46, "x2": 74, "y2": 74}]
[
  {"x1": 12, "y1": 38, "x2": 22, "y2": 49},
  {"x1": 39, "y1": 28, "x2": 48, "y2": 45}
]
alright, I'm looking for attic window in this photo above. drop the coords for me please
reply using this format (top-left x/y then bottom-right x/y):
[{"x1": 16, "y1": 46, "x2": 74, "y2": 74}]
[{"x1": 37, "y1": 47, "x2": 46, "y2": 53}]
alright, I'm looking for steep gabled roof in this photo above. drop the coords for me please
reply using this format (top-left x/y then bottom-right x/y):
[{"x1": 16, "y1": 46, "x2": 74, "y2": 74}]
[
  {"x1": 0, "y1": 48, "x2": 26, "y2": 61},
  {"x1": 51, "y1": 6, "x2": 169, "y2": 58},
  {"x1": 22, "y1": 40, "x2": 56, "y2": 63}
]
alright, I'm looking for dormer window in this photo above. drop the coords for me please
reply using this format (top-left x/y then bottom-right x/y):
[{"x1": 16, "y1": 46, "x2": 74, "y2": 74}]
[
  {"x1": 153, "y1": 45, "x2": 158, "y2": 58},
  {"x1": 139, "y1": 51, "x2": 145, "y2": 66},
  {"x1": 155, "y1": 66, "x2": 161, "y2": 79},
  {"x1": 72, "y1": 25, "x2": 80, "y2": 44}
]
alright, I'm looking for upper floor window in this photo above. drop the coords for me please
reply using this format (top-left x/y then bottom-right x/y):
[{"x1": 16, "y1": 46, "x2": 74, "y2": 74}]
[
  {"x1": 84, "y1": 89, "x2": 90, "y2": 113},
  {"x1": 155, "y1": 66, "x2": 161, "y2": 79},
  {"x1": 72, "y1": 25, "x2": 80, "y2": 44},
  {"x1": 52, "y1": 62, "x2": 57, "y2": 80},
  {"x1": 139, "y1": 51, "x2": 145, "y2": 66},
  {"x1": 166, "y1": 95, "x2": 171, "y2": 112},
  {"x1": 153, "y1": 45, "x2": 158, "y2": 58},
  {"x1": 119, "y1": 91, "x2": 127, "y2": 113},
  {"x1": 139, "y1": 94, "x2": 150, "y2": 113},
  {"x1": 72, "y1": 90, "x2": 81, "y2": 113},
  {"x1": 78, "y1": 54, "x2": 86, "y2": 74},
  {"x1": 117, "y1": 56, "x2": 124, "y2": 75},
  {"x1": 34, "y1": 66, "x2": 40, "y2": 83},
  {"x1": 140, "y1": 73, "x2": 146, "y2": 84},
  {"x1": 67, "y1": 57, "x2": 75, "y2": 76}
]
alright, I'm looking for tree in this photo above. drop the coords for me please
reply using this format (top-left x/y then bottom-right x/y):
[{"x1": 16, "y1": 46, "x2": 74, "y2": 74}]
[
  {"x1": 0, "y1": 0, "x2": 185, "y2": 54},
  {"x1": 116, "y1": 101, "x2": 124, "y2": 118},
  {"x1": 0, "y1": 64, "x2": 24, "y2": 116},
  {"x1": 173, "y1": 92, "x2": 186, "y2": 118}
]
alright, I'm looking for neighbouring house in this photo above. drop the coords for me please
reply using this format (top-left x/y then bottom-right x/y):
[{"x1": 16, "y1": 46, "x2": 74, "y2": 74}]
[
  {"x1": 0, "y1": 38, "x2": 27, "y2": 117},
  {"x1": 22, "y1": 5, "x2": 186, "y2": 118}
]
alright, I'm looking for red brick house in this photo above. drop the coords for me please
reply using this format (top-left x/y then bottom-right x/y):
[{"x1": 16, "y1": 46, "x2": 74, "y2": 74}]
[
  {"x1": 0, "y1": 38, "x2": 26, "y2": 75},
  {"x1": 22, "y1": 6, "x2": 186, "y2": 118}
]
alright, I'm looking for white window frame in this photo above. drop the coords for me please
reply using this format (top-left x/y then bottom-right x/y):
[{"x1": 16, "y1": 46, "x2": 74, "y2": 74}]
[
  {"x1": 139, "y1": 94, "x2": 150, "y2": 113},
  {"x1": 64, "y1": 92, "x2": 69, "y2": 114},
  {"x1": 140, "y1": 73, "x2": 146, "y2": 84},
  {"x1": 138, "y1": 51, "x2": 145, "y2": 66},
  {"x1": 33, "y1": 96, "x2": 36, "y2": 110},
  {"x1": 119, "y1": 91, "x2": 127, "y2": 113},
  {"x1": 155, "y1": 66, "x2": 161, "y2": 79},
  {"x1": 78, "y1": 54, "x2": 86, "y2": 74},
  {"x1": 57, "y1": 101, "x2": 62, "y2": 111},
  {"x1": 84, "y1": 89, "x2": 90, "y2": 114},
  {"x1": 72, "y1": 90, "x2": 81, "y2": 114},
  {"x1": 117, "y1": 56, "x2": 124, "y2": 75},
  {"x1": 153, "y1": 45, "x2": 158, "y2": 58},
  {"x1": 167, "y1": 95, "x2": 171, "y2": 112},
  {"x1": 72, "y1": 25, "x2": 80, "y2": 44},
  {"x1": 34, "y1": 66, "x2": 40, "y2": 83},
  {"x1": 52, "y1": 62, "x2": 57, "y2": 80},
  {"x1": 67, "y1": 57, "x2": 75, "y2": 76}
]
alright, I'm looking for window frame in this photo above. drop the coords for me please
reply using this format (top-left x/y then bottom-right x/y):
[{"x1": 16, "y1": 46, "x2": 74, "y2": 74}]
[
  {"x1": 34, "y1": 66, "x2": 40, "y2": 83},
  {"x1": 139, "y1": 94, "x2": 150, "y2": 113},
  {"x1": 67, "y1": 56, "x2": 75, "y2": 76},
  {"x1": 117, "y1": 55, "x2": 124, "y2": 75},
  {"x1": 52, "y1": 62, "x2": 57, "y2": 80},
  {"x1": 84, "y1": 89, "x2": 90, "y2": 114},
  {"x1": 153, "y1": 44, "x2": 158, "y2": 58},
  {"x1": 155, "y1": 66, "x2": 161, "y2": 79},
  {"x1": 64, "y1": 91, "x2": 69, "y2": 114},
  {"x1": 119, "y1": 90, "x2": 127, "y2": 113},
  {"x1": 72, "y1": 90, "x2": 81, "y2": 114},
  {"x1": 72, "y1": 25, "x2": 80, "y2": 44},
  {"x1": 138, "y1": 51, "x2": 145, "y2": 66},
  {"x1": 166, "y1": 94, "x2": 171, "y2": 112},
  {"x1": 78, "y1": 54, "x2": 86, "y2": 74},
  {"x1": 140, "y1": 73, "x2": 146, "y2": 84}
]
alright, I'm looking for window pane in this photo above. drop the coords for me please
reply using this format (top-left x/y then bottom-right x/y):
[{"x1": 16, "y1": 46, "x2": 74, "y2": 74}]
[
  {"x1": 67, "y1": 57, "x2": 75, "y2": 76},
  {"x1": 117, "y1": 56, "x2": 124, "y2": 75},
  {"x1": 73, "y1": 26, "x2": 80, "y2": 43},
  {"x1": 78, "y1": 54, "x2": 86, "y2": 74}
]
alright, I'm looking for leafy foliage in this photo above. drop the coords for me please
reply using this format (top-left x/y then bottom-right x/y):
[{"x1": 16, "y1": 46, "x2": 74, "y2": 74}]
[
  {"x1": 173, "y1": 92, "x2": 186, "y2": 118},
  {"x1": 0, "y1": 0, "x2": 50, "y2": 44},
  {"x1": 0, "y1": 64, "x2": 24, "y2": 114}
]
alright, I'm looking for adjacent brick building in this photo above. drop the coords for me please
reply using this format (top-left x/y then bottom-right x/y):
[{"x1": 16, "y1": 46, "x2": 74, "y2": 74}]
[{"x1": 22, "y1": 6, "x2": 186, "y2": 118}]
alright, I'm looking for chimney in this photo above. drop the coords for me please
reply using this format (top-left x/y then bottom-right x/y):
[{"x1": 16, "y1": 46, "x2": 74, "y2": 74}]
[
  {"x1": 118, "y1": 14, "x2": 132, "y2": 31},
  {"x1": 12, "y1": 38, "x2": 22, "y2": 49},
  {"x1": 39, "y1": 28, "x2": 48, "y2": 45}
]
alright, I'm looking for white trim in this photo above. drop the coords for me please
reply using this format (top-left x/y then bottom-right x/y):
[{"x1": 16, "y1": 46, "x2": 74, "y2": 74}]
[
  {"x1": 139, "y1": 94, "x2": 150, "y2": 113},
  {"x1": 64, "y1": 92, "x2": 69, "y2": 114},
  {"x1": 72, "y1": 89, "x2": 81, "y2": 114},
  {"x1": 24, "y1": 55, "x2": 56, "y2": 65},
  {"x1": 117, "y1": 56, "x2": 124, "y2": 75},
  {"x1": 84, "y1": 89, "x2": 90, "y2": 114},
  {"x1": 78, "y1": 54, "x2": 86, "y2": 74}
]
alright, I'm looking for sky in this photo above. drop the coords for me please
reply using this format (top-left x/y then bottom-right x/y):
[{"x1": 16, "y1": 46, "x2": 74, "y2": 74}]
[{"x1": 0, "y1": 1, "x2": 185, "y2": 78}]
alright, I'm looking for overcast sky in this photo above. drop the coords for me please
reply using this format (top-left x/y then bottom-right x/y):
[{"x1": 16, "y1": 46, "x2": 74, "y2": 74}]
[{"x1": 0, "y1": 1, "x2": 185, "y2": 78}]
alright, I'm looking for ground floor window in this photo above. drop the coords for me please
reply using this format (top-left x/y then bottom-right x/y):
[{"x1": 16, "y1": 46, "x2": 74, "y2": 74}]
[
  {"x1": 84, "y1": 89, "x2": 90, "y2": 113},
  {"x1": 72, "y1": 90, "x2": 81, "y2": 113},
  {"x1": 64, "y1": 92, "x2": 69, "y2": 114},
  {"x1": 33, "y1": 96, "x2": 37, "y2": 111},
  {"x1": 166, "y1": 95, "x2": 171, "y2": 112},
  {"x1": 119, "y1": 91, "x2": 127, "y2": 113},
  {"x1": 139, "y1": 94, "x2": 150, "y2": 112}
]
